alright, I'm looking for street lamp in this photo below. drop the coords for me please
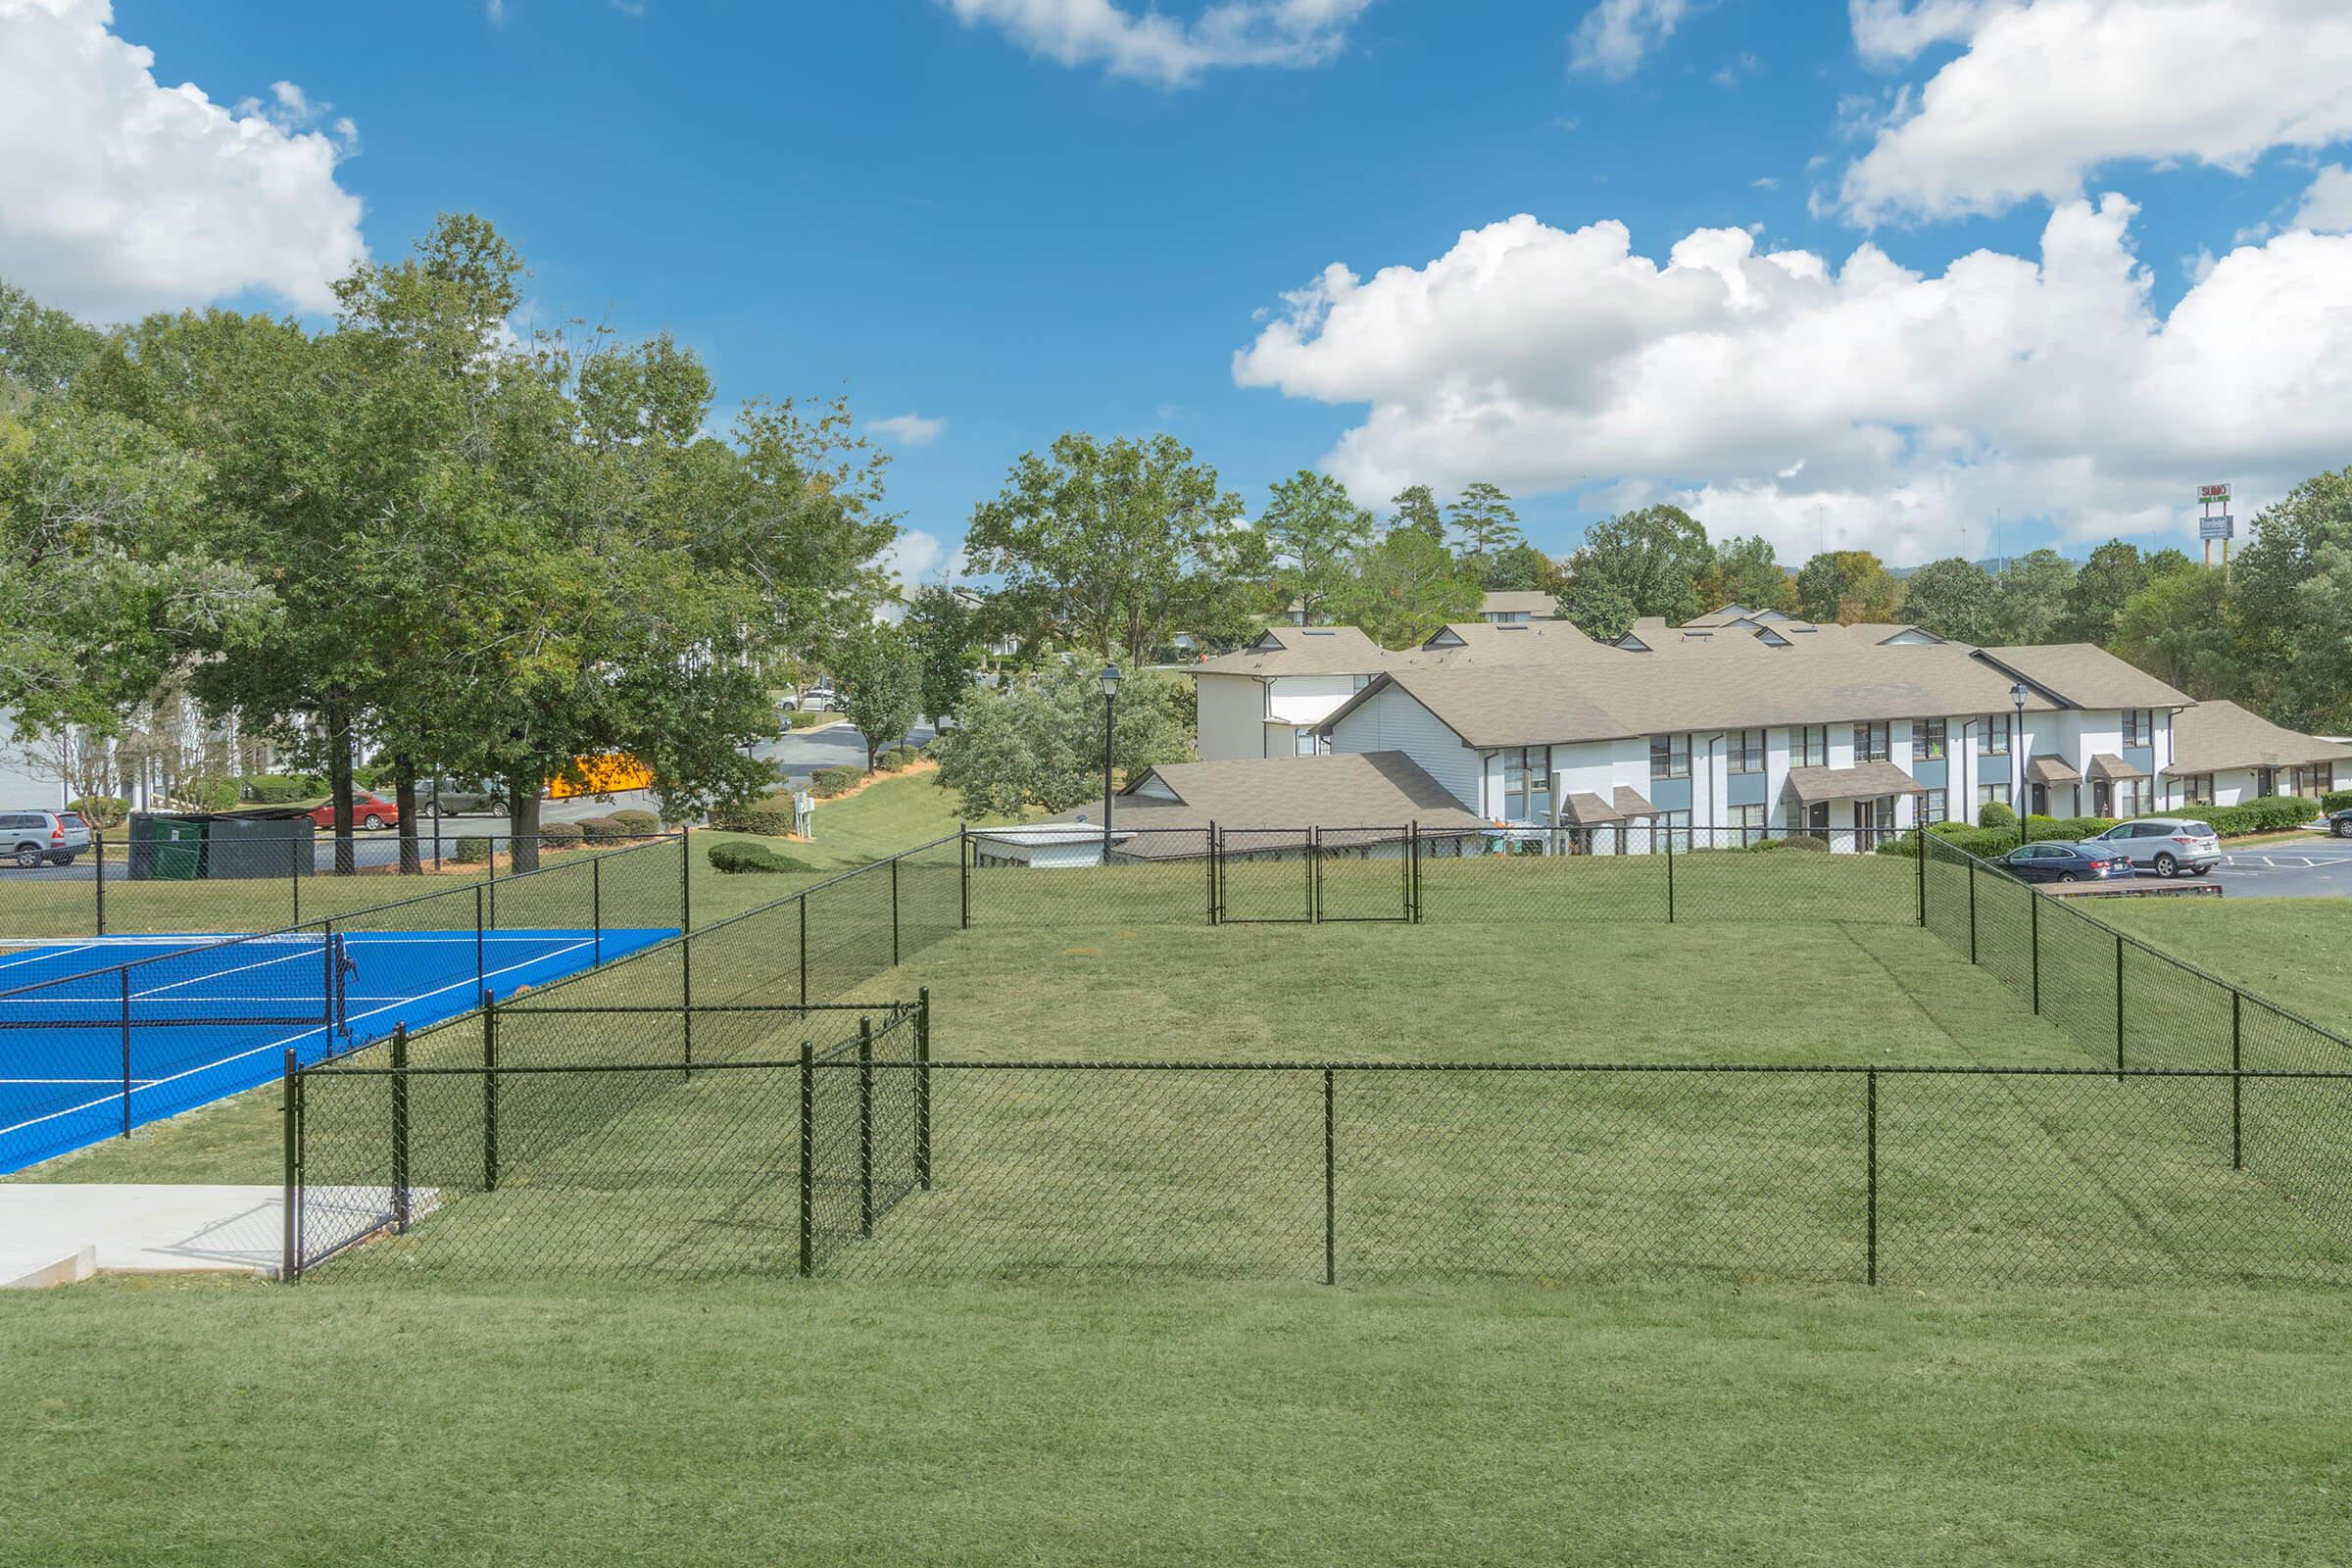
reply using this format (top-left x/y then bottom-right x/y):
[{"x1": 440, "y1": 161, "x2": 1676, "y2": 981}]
[
  {"x1": 2010, "y1": 680, "x2": 2030, "y2": 840},
  {"x1": 1100, "y1": 663, "x2": 1122, "y2": 862}
]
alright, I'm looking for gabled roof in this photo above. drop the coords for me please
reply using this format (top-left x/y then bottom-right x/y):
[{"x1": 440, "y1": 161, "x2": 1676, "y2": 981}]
[
  {"x1": 1186, "y1": 623, "x2": 1386, "y2": 677},
  {"x1": 1972, "y1": 645, "x2": 2191, "y2": 710},
  {"x1": 2170, "y1": 700, "x2": 2352, "y2": 774},
  {"x1": 1037, "y1": 752, "x2": 1487, "y2": 845},
  {"x1": 1782, "y1": 761, "x2": 1927, "y2": 805},
  {"x1": 1479, "y1": 591, "x2": 1558, "y2": 616}
]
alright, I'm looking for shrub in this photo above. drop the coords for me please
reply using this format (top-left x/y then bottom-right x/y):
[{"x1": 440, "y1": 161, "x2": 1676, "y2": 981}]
[
  {"x1": 707, "y1": 840, "x2": 814, "y2": 875},
  {"x1": 1772, "y1": 832, "x2": 1832, "y2": 852},
  {"x1": 574, "y1": 815, "x2": 624, "y2": 842},
  {"x1": 786, "y1": 710, "x2": 825, "y2": 730},
  {"x1": 1977, "y1": 800, "x2": 2017, "y2": 829},
  {"x1": 610, "y1": 808, "x2": 662, "y2": 839},
  {"x1": 2024, "y1": 814, "x2": 2117, "y2": 845},
  {"x1": 244, "y1": 774, "x2": 322, "y2": 805},
  {"x1": 877, "y1": 745, "x2": 924, "y2": 771},
  {"x1": 812, "y1": 764, "x2": 863, "y2": 799},
  {"x1": 710, "y1": 793, "x2": 798, "y2": 835},
  {"x1": 539, "y1": 821, "x2": 584, "y2": 851},
  {"x1": 2322, "y1": 789, "x2": 2352, "y2": 815},
  {"x1": 454, "y1": 836, "x2": 493, "y2": 864},
  {"x1": 68, "y1": 796, "x2": 129, "y2": 829},
  {"x1": 2200, "y1": 797, "x2": 2319, "y2": 837}
]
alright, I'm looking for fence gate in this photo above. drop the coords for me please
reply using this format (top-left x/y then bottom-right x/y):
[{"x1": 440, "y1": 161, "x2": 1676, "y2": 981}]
[{"x1": 1213, "y1": 827, "x2": 1413, "y2": 924}]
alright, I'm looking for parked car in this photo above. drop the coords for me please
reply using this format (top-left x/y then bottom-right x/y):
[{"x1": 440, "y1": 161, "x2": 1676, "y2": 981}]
[
  {"x1": 780, "y1": 687, "x2": 835, "y2": 714},
  {"x1": 2000, "y1": 840, "x2": 2137, "y2": 884},
  {"x1": 307, "y1": 792, "x2": 401, "y2": 831},
  {"x1": 0, "y1": 808, "x2": 90, "y2": 868},
  {"x1": 420, "y1": 777, "x2": 506, "y2": 816},
  {"x1": 2331, "y1": 806, "x2": 2352, "y2": 840},
  {"x1": 2086, "y1": 817, "x2": 2222, "y2": 877}
]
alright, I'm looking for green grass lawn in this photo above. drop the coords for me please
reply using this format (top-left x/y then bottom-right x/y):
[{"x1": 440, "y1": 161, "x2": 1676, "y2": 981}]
[{"x1": 2102, "y1": 895, "x2": 2352, "y2": 1031}]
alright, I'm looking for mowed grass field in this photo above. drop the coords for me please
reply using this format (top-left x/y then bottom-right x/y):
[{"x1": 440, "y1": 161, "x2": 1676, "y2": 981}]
[{"x1": 7, "y1": 846, "x2": 2352, "y2": 1565}]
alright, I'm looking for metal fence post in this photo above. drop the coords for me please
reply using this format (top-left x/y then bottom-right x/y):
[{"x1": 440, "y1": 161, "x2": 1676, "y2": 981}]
[
  {"x1": 1967, "y1": 859, "x2": 1979, "y2": 965},
  {"x1": 1207, "y1": 823, "x2": 1220, "y2": 925},
  {"x1": 2029, "y1": 891, "x2": 2041, "y2": 1014},
  {"x1": 798, "y1": 1040, "x2": 814, "y2": 1277},
  {"x1": 391, "y1": 1024, "x2": 411, "y2": 1234},
  {"x1": 483, "y1": 993, "x2": 501, "y2": 1192},
  {"x1": 1665, "y1": 827, "x2": 1676, "y2": 923},
  {"x1": 858, "y1": 1016, "x2": 875, "y2": 1239},
  {"x1": 592, "y1": 854, "x2": 603, "y2": 966},
  {"x1": 916, "y1": 986, "x2": 933, "y2": 1191},
  {"x1": 958, "y1": 822, "x2": 970, "y2": 930},
  {"x1": 1410, "y1": 820, "x2": 1422, "y2": 924},
  {"x1": 94, "y1": 829, "x2": 105, "y2": 936},
  {"x1": 119, "y1": 967, "x2": 132, "y2": 1138},
  {"x1": 2114, "y1": 932, "x2": 2126, "y2": 1079},
  {"x1": 798, "y1": 894, "x2": 809, "y2": 1005},
  {"x1": 891, "y1": 854, "x2": 902, "y2": 967},
  {"x1": 486, "y1": 848, "x2": 497, "y2": 931},
  {"x1": 2230, "y1": 988, "x2": 2244, "y2": 1171},
  {"x1": 1323, "y1": 1066, "x2": 1337, "y2": 1287},
  {"x1": 1308, "y1": 825, "x2": 1321, "y2": 924},
  {"x1": 281, "y1": 1049, "x2": 299, "y2": 1282},
  {"x1": 1915, "y1": 822, "x2": 1926, "y2": 926},
  {"x1": 1865, "y1": 1068, "x2": 1879, "y2": 1286},
  {"x1": 679, "y1": 827, "x2": 692, "y2": 937},
  {"x1": 473, "y1": 884, "x2": 487, "y2": 1006}
]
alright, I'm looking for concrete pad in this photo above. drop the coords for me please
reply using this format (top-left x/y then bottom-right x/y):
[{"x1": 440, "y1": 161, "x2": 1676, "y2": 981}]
[{"x1": 0, "y1": 1185, "x2": 289, "y2": 1285}]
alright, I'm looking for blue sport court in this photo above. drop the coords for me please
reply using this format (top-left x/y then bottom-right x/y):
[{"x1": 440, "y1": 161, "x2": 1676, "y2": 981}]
[{"x1": 0, "y1": 925, "x2": 674, "y2": 1174}]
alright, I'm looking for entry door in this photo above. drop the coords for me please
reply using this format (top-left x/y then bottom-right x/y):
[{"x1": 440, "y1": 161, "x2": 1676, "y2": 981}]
[
  {"x1": 2092, "y1": 780, "x2": 2113, "y2": 816},
  {"x1": 2031, "y1": 783, "x2": 2049, "y2": 817}
]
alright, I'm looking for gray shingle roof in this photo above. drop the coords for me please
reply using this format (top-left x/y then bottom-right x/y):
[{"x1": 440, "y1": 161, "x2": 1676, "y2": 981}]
[
  {"x1": 1036, "y1": 752, "x2": 1487, "y2": 848},
  {"x1": 1781, "y1": 761, "x2": 1927, "y2": 805},
  {"x1": 1186, "y1": 624, "x2": 1387, "y2": 676},
  {"x1": 1974, "y1": 645, "x2": 2192, "y2": 710},
  {"x1": 1480, "y1": 591, "x2": 1558, "y2": 615},
  {"x1": 2170, "y1": 701, "x2": 2352, "y2": 774}
]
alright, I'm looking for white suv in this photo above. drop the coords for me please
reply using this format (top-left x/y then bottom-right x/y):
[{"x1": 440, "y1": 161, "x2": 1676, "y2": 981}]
[{"x1": 2087, "y1": 817, "x2": 2222, "y2": 878}]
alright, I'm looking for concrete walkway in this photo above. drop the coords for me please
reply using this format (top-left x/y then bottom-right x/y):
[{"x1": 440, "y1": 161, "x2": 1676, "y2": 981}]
[{"x1": 0, "y1": 1185, "x2": 289, "y2": 1286}]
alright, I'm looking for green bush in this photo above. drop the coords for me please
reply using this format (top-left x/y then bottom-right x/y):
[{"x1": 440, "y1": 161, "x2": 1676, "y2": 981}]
[
  {"x1": 68, "y1": 796, "x2": 129, "y2": 829},
  {"x1": 539, "y1": 821, "x2": 584, "y2": 850},
  {"x1": 1977, "y1": 800, "x2": 2017, "y2": 829},
  {"x1": 710, "y1": 793, "x2": 798, "y2": 835},
  {"x1": 707, "y1": 840, "x2": 814, "y2": 875},
  {"x1": 454, "y1": 836, "x2": 493, "y2": 864},
  {"x1": 244, "y1": 774, "x2": 323, "y2": 805},
  {"x1": 876, "y1": 745, "x2": 924, "y2": 771},
  {"x1": 2198, "y1": 797, "x2": 2320, "y2": 837},
  {"x1": 812, "y1": 764, "x2": 863, "y2": 799},
  {"x1": 574, "y1": 815, "x2": 624, "y2": 842},
  {"x1": 2321, "y1": 789, "x2": 2352, "y2": 815},
  {"x1": 610, "y1": 808, "x2": 662, "y2": 839},
  {"x1": 786, "y1": 710, "x2": 825, "y2": 730},
  {"x1": 2024, "y1": 814, "x2": 2117, "y2": 845},
  {"x1": 1930, "y1": 825, "x2": 2024, "y2": 858}
]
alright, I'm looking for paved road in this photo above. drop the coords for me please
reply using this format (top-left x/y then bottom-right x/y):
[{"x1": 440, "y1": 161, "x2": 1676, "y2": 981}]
[
  {"x1": 750, "y1": 718, "x2": 936, "y2": 786},
  {"x1": 2208, "y1": 832, "x2": 2352, "y2": 899}
]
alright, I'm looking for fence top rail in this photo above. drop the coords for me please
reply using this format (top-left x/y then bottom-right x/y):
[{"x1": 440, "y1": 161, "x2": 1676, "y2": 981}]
[
  {"x1": 294, "y1": 1054, "x2": 2352, "y2": 1082},
  {"x1": 0, "y1": 917, "x2": 333, "y2": 1000},
  {"x1": 1929, "y1": 833, "x2": 2352, "y2": 1055},
  {"x1": 491, "y1": 1000, "x2": 917, "y2": 1017}
]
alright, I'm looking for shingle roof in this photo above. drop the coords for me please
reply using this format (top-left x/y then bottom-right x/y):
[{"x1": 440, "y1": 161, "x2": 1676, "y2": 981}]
[
  {"x1": 2087, "y1": 753, "x2": 2148, "y2": 783},
  {"x1": 1037, "y1": 752, "x2": 1487, "y2": 844},
  {"x1": 1974, "y1": 645, "x2": 2192, "y2": 710},
  {"x1": 1186, "y1": 624, "x2": 1387, "y2": 676},
  {"x1": 2170, "y1": 700, "x2": 2352, "y2": 774},
  {"x1": 2027, "y1": 755, "x2": 2082, "y2": 785},
  {"x1": 1782, "y1": 761, "x2": 1927, "y2": 805},
  {"x1": 1480, "y1": 591, "x2": 1558, "y2": 615}
]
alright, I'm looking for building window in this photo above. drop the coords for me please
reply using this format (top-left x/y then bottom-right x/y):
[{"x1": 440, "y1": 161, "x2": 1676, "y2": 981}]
[
  {"x1": 1982, "y1": 714, "x2": 2011, "y2": 756},
  {"x1": 1853, "y1": 721, "x2": 1889, "y2": 762},
  {"x1": 1923, "y1": 787, "x2": 1948, "y2": 825},
  {"x1": 2180, "y1": 773, "x2": 2214, "y2": 806},
  {"x1": 1859, "y1": 796, "x2": 1896, "y2": 851},
  {"x1": 2124, "y1": 710, "x2": 2154, "y2": 748},
  {"x1": 2115, "y1": 779, "x2": 2143, "y2": 817},
  {"x1": 1797, "y1": 725, "x2": 1828, "y2": 768},
  {"x1": 1978, "y1": 780, "x2": 2011, "y2": 808},
  {"x1": 1500, "y1": 748, "x2": 1550, "y2": 823},
  {"x1": 1728, "y1": 803, "x2": 1766, "y2": 845},
  {"x1": 1352, "y1": 673, "x2": 1374, "y2": 693},
  {"x1": 1661, "y1": 808, "x2": 1691, "y2": 853},
  {"x1": 1649, "y1": 733, "x2": 1690, "y2": 781},
  {"x1": 1293, "y1": 727, "x2": 1326, "y2": 757},
  {"x1": 1730, "y1": 729, "x2": 1766, "y2": 775},
  {"x1": 1916, "y1": 718, "x2": 1946, "y2": 761}
]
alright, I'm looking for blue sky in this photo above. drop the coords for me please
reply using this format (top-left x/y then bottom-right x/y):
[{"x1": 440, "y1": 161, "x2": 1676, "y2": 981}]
[{"x1": 14, "y1": 1, "x2": 2352, "y2": 577}]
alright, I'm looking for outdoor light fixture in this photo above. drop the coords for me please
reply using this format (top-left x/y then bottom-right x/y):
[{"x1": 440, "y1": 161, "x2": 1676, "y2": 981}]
[
  {"x1": 2010, "y1": 681, "x2": 2031, "y2": 832},
  {"x1": 1100, "y1": 664, "x2": 1121, "y2": 859}
]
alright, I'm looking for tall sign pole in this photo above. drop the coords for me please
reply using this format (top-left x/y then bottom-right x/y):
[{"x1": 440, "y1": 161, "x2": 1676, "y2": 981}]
[{"x1": 2198, "y1": 483, "x2": 2233, "y2": 570}]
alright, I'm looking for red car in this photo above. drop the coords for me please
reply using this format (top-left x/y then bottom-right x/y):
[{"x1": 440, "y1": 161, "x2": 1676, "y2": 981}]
[{"x1": 307, "y1": 792, "x2": 401, "y2": 831}]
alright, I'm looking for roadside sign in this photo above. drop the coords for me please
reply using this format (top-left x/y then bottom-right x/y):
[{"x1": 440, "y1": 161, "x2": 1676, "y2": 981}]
[
  {"x1": 2198, "y1": 514, "x2": 2235, "y2": 540},
  {"x1": 2198, "y1": 483, "x2": 2230, "y2": 502}
]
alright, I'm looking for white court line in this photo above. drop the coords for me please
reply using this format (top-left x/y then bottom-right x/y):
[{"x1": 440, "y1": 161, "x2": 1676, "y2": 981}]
[{"x1": 0, "y1": 936, "x2": 597, "y2": 1142}]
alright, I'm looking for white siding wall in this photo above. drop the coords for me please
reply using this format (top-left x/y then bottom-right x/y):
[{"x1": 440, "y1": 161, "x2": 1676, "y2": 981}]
[
  {"x1": 1265, "y1": 674, "x2": 1361, "y2": 726},
  {"x1": 1194, "y1": 675, "x2": 1268, "y2": 761},
  {"x1": 1326, "y1": 686, "x2": 1483, "y2": 811}
]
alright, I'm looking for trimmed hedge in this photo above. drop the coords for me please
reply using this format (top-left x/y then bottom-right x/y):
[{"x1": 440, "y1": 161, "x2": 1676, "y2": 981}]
[
  {"x1": 68, "y1": 796, "x2": 129, "y2": 829},
  {"x1": 2197, "y1": 796, "x2": 2319, "y2": 837},
  {"x1": 1977, "y1": 801, "x2": 2017, "y2": 829},
  {"x1": 710, "y1": 793, "x2": 797, "y2": 835},
  {"x1": 786, "y1": 710, "x2": 825, "y2": 730},
  {"x1": 2024, "y1": 814, "x2": 2118, "y2": 845},
  {"x1": 244, "y1": 774, "x2": 322, "y2": 805},
  {"x1": 876, "y1": 744, "x2": 924, "y2": 771},
  {"x1": 574, "y1": 815, "x2": 624, "y2": 842},
  {"x1": 454, "y1": 836, "x2": 493, "y2": 864},
  {"x1": 707, "y1": 840, "x2": 814, "y2": 875},
  {"x1": 812, "y1": 764, "x2": 863, "y2": 799},
  {"x1": 2319, "y1": 789, "x2": 2352, "y2": 815},
  {"x1": 610, "y1": 808, "x2": 662, "y2": 839},
  {"x1": 1742, "y1": 833, "x2": 1830, "y2": 853},
  {"x1": 540, "y1": 821, "x2": 584, "y2": 850}
]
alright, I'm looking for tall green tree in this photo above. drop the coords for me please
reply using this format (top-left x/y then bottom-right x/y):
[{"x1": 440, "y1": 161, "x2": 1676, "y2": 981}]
[
  {"x1": 0, "y1": 281, "x2": 105, "y2": 401},
  {"x1": 1897, "y1": 557, "x2": 2001, "y2": 644},
  {"x1": 1559, "y1": 505, "x2": 1716, "y2": 628},
  {"x1": 1794, "y1": 550, "x2": 1900, "y2": 624},
  {"x1": 1333, "y1": 527, "x2": 1483, "y2": 648},
  {"x1": 905, "y1": 586, "x2": 980, "y2": 725},
  {"x1": 1446, "y1": 481, "x2": 1522, "y2": 560},
  {"x1": 2109, "y1": 567, "x2": 2250, "y2": 702},
  {"x1": 1258, "y1": 469, "x2": 1372, "y2": 623},
  {"x1": 830, "y1": 622, "x2": 920, "y2": 771},
  {"x1": 1481, "y1": 541, "x2": 1563, "y2": 594},
  {"x1": 1701, "y1": 534, "x2": 1796, "y2": 614},
  {"x1": 1387, "y1": 484, "x2": 1444, "y2": 540},
  {"x1": 1991, "y1": 548, "x2": 2077, "y2": 644},
  {"x1": 932, "y1": 662, "x2": 1194, "y2": 817},
  {"x1": 2060, "y1": 540, "x2": 2152, "y2": 644},
  {"x1": 2233, "y1": 466, "x2": 2352, "y2": 730},
  {"x1": 1555, "y1": 575, "x2": 1639, "y2": 642},
  {"x1": 963, "y1": 432, "x2": 1259, "y2": 665}
]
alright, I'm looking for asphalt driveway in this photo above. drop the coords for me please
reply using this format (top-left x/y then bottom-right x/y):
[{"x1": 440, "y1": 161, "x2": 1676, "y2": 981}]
[{"x1": 2208, "y1": 832, "x2": 2352, "y2": 899}]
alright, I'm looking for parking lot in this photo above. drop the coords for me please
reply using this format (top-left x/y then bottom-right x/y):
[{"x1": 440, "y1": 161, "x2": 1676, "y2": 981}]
[{"x1": 2210, "y1": 832, "x2": 2352, "y2": 899}]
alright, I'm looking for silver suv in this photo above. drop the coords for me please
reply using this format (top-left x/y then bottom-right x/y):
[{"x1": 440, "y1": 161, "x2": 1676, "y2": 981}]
[
  {"x1": 2087, "y1": 817, "x2": 2222, "y2": 877},
  {"x1": 0, "y1": 808, "x2": 91, "y2": 868}
]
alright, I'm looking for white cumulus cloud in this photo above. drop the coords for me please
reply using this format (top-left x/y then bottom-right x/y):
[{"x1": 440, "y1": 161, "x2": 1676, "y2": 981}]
[
  {"x1": 876, "y1": 528, "x2": 957, "y2": 589},
  {"x1": 936, "y1": 0, "x2": 1371, "y2": 85},
  {"x1": 0, "y1": 0, "x2": 368, "y2": 320},
  {"x1": 2292, "y1": 164, "x2": 2352, "y2": 232},
  {"x1": 1567, "y1": 0, "x2": 1688, "y2": 79},
  {"x1": 869, "y1": 413, "x2": 948, "y2": 447},
  {"x1": 1232, "y1": 197, "x2": 2352, "y2": 564},
  {"x1": 1838, "y1": 0, "x2": 2352, "y2": 224}
]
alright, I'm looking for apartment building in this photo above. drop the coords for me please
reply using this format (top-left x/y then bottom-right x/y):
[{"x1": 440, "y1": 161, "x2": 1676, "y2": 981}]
[
  {"x1": 2164, "y1": 701, "x2": 2348, "y2": 808},
  {"x1": 1315, "y1": 621, "x2": 2196, "y2": 849}
]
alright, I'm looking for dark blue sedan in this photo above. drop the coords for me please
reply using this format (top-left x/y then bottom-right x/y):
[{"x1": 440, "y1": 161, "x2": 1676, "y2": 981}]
[{"x1": 2001, "y1": 841, "x2": 2138, "y2": 884}]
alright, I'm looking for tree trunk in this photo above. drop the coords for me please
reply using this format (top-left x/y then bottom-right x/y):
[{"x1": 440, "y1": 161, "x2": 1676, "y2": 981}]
[
  {"x1": 324, "y1": 690, "x2": 356, "y2": 877},
  {"x1": 507, "y1": 776, "x2": 542, "y2": 875},
  {"x1": 394, "y1": 759, "x2": 420, "y2": 875}
]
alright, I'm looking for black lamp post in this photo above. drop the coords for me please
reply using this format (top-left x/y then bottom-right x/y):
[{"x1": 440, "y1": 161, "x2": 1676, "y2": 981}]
[
  {"x1": 2010, "y1": 680, "x2": 2030, "y2": 838},
  {"x1": 1100, "y1": 662, "x2": 1122, "y2": 861}
]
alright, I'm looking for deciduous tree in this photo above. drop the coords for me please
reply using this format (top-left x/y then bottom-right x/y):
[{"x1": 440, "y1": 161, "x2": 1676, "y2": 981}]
[
  {"x1": 1333, "y1": 527, "x2": 1483, "y2": 648},
  {"x1": 1897, "y1": 557, "x2": 2000, "y2": 645},
  {"x1": 1794, "y1": 550, "x2": 1900, "y2": 624},
  {"x1": 1561, "y1": 505, "x2": 1716, "y2": 628}
]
